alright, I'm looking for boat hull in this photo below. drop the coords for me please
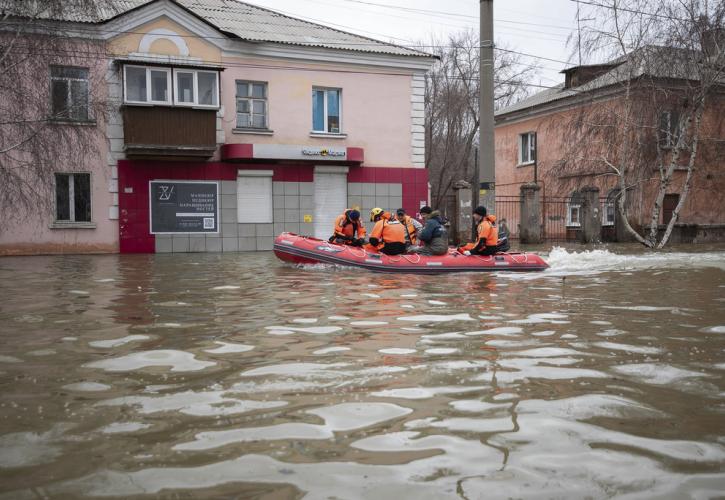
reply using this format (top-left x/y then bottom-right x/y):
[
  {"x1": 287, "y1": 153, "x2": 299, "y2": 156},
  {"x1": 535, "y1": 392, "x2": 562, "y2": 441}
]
[{"x1": 273, "y1": 233, "x2": 548, "y2": 273}]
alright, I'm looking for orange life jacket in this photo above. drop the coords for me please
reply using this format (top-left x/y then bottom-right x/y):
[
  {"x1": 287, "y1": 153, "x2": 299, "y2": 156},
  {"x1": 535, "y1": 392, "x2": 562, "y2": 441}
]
[
  {"x1": 333, "y1": 209, "x2": 366, "y2": 239},
  {"x1": 461, "y1": 215, "x2": 498, "y2": 251},
  {"x1": 399, "y1": 215, "x2": 418, "y2": 245},
  {"x1": 368, "y1": 218, "x2": 407, "y2": 249}
]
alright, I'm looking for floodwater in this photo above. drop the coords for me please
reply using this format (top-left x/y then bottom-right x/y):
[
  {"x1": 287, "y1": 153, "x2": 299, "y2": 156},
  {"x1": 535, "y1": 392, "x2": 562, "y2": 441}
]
[{"x1": 0, "y1": 245, "x2": 724, "y2": 499}]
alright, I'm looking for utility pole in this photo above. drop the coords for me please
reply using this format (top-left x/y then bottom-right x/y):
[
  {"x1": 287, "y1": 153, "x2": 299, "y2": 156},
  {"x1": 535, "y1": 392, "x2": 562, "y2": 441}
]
[{"x1": 479, "y1": 0, "x2": 495, "y2": 214}]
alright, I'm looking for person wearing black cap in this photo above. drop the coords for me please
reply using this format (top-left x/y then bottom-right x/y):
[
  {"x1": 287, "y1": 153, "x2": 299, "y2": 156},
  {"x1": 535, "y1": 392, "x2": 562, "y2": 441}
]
[
  {"x1": 409, "y1": 205, "x2": 448, "y2": 256},
  {"x1": 395, "y1": 208, "x2": 422, "y2": 248},
  {"x1": 330, "y1": 208, "x2": 366, "y2": 246},
  {"x1": 459, "y1": 205, "x2": 499, "y2": 256}
]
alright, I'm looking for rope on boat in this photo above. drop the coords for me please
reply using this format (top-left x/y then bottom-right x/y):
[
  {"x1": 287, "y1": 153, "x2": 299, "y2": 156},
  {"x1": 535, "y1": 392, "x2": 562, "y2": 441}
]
[
  {"x1": 402, "y1": 254, "x2": 421, "y2": 264},
  {"x1": 510, "y1": 253, "x2": 528, "y2": 264}
]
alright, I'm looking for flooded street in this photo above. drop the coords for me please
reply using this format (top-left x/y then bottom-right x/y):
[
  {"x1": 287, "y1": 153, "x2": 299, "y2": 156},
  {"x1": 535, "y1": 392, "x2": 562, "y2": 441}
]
[{"x1": 0, "y1": 246, "x2": 724, "y2": 499}]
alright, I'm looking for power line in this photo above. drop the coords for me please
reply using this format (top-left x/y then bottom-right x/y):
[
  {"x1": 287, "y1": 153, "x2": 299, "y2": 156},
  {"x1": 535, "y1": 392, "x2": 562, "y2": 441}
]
[
  {"x1": 570, "y1": 0, "x2": 689, "y2": 21},
  {"x1": 3, "y1": 45, "x2": 565, "y2": 89}
]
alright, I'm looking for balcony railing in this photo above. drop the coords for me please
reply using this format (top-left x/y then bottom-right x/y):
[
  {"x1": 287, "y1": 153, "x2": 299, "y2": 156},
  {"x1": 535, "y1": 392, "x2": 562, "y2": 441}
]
[{"x1": 122, "y1": 106, "x2": 216, "y2": 159}]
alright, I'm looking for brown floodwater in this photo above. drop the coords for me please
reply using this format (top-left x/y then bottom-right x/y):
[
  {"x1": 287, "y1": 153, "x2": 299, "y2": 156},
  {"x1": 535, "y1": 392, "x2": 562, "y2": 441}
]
[{"x1": 0, "y1": 245, "x2": 723, "y2": 499}]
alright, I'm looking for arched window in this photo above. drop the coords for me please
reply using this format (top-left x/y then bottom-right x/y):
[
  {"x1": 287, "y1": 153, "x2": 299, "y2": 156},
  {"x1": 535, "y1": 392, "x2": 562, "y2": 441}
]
[
  {"x1": 567, "y1": 191, "x2": 583, "y2": 227},
  {"x1": 603, "y1": 189, "x2": 619, "y2": 226}
]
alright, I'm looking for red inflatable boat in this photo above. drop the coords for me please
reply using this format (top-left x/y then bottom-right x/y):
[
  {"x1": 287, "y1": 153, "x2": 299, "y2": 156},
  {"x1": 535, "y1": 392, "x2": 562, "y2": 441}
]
[{"x1": 273, "y1": 233, "x2": 548, "y2": 273}]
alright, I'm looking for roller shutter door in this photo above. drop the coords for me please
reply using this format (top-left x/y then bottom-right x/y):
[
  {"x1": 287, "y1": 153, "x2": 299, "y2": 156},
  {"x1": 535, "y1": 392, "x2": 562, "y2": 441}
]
[{"x1": 313, "y1": 167, "x2": 348, "y2": 239}]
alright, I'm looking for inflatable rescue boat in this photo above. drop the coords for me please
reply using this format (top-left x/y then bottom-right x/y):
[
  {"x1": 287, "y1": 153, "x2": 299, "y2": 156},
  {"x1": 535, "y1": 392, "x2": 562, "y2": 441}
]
[{"x1": 273, "y1": 233, "x2": 548, "y2": 273}]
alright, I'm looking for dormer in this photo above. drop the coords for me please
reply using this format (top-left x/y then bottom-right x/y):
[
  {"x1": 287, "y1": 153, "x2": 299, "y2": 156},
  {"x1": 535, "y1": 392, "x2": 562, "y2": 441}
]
[{"x1": 561, "y1": 64, "x2": 617, "y2": 89}]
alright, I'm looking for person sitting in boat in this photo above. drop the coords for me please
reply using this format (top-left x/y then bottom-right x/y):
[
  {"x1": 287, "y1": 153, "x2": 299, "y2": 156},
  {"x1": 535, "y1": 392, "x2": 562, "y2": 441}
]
[
  {"x1": 395, "y1": 208, "x2": 422, "y2": 248},
  {"x1": 409, "y1": 206, "x2": 448, "y2": 256},
  {"x1": 458, "y1": 205, "x2": 499, "y2": 256},
  {"x1": 330, "y1": 209, "x2": 366, "y2": 246},
  {"x1": 367, "y1": 207, "x2": 407, "y2": 255}
]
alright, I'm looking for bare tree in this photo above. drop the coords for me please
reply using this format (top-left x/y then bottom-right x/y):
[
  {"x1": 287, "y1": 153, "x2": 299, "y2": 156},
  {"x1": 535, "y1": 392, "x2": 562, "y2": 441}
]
[
  {"x1": 0, "y1": 0, "x2": 116, "y2": 231},
  {"x1": 554, "y1": 0, "x2": 725, "y2": 248},
  {"x1": 423, "y1": 30, "x2": 536, "y2": 210}
]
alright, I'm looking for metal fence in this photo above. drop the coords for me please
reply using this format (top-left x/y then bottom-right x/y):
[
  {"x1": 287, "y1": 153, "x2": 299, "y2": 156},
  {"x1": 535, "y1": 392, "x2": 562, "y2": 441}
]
[{"x1": 494, "y1": 196, "x2": 521, "y2": 240}]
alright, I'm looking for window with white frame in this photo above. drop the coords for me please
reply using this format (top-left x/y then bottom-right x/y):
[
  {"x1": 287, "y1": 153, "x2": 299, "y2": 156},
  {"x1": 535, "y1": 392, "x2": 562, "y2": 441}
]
[
  {"x1": 658, "y1": 110, "x2": 681, "y2": 148},
  {"x1": 603, "y1": 189, "x2": 619, "y2": 226},
  {"x1": 236, "y1": 171, "x2": 273, "y2": 223},
  {"x1": 55, "y1": 173, "x2": 91, "y2": 222},
  {"x1": 312, "y1": 87, "x2": 341, "y2": 133},
  {"x1": 123, "y1": 65, "x2": 172, "y2": 105},
  {"x1": 567, "y1": 191, "x2": 583, "y2": 227},
  {"x1": 173, "y1": 69, "x2": 219, "y2": 107},
  {"x1": 236, "y1": 81, "x2": 268, "y2": 128},
  {"x1": 50, "y1": 66, "x2": 89, "y2": 121},
  {"x1": 518, "y1": 131, "x2": 536, "y2": 164}
]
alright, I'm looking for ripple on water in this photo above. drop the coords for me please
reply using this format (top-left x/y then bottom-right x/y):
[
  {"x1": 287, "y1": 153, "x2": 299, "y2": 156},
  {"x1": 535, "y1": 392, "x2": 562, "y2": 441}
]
[
  {"x1": 397, "y1": 313, "x2": 474, "y2": 322},
  {"x1": 610, "y1": 363, "x2": 709, "y2": 385},
  {"x1": 371, "y1": 386, "x2": 486, "y2": 400},
  {"x1": 84, "y1": 350, "x2": 216, "y2": 372},
  {"x1": 100, "y1": 422, "x2": 152, "y2": 434},
  {"x1": 592, "y1": 341, "x2": 663, "y2": 355},
  {"x1": 465, "y1": 326, "x2": 523, "y2": 337},
  {"x1": 379, "y1": 348, "x2": 416, "y2": 355},
  {"x1": 312, "y1": 346, "x2": 350, "y2": 355},
  {"x1": 700, "y1": 325, "x2": 725, "y2": 334},
  {"x1": 203, "y1": 342, "x2": 254, "y2": 354},
  {"x1": 174, "y1": 402, "x2": 412, "y2": 450},
  {"x1": 88, "y1": 335, "x2": 150, "y2": 348},
  {"x1": 62, "y1": 382, "x2": 111, "y2": 392},
  {"x1": 264, "y1": 325, "x2": 343, "y2": 335},
  {"x1": 97, "y1": 390, "x2": 288, "y2": 416}
]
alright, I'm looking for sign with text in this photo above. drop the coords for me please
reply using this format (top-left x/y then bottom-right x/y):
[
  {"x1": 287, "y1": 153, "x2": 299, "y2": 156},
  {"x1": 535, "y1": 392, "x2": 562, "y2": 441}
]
[{"x1": 149, "y1": 181, "x2": 219, "y2": 234}]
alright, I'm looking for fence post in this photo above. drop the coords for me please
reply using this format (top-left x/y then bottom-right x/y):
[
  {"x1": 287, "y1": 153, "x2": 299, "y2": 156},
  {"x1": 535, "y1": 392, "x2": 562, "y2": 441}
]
[
  {"x1": 452, "y1": 180, "x2": 472, "y2": 246},
  {"x1": 520, "y1": 183, "x2": 542, "y2": 244},
  {"x1": 580, "y1": 186, "x2": 601, "y2": 243}
]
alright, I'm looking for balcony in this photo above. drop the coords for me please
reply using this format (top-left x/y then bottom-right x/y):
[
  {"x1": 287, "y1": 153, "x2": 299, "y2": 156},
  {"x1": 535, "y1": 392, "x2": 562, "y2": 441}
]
[{"x1": 122, "y1": 106, "x2": 216, "y2": 159}]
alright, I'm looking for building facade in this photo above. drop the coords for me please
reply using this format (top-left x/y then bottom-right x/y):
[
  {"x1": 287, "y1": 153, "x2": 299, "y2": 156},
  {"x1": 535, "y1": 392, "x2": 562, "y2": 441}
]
[
  {"x1": 494, "y1": 53, "x2": 725, "y2": 243},
  {"x1": 0, "y1": 0, "x2": 434, "y2": 255}
]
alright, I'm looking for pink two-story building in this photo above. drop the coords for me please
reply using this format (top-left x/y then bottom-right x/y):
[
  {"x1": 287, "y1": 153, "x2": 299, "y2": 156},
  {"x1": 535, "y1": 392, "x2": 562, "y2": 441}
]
[{"x1": 0, "y1": 0, "x2": 435, "y2": 255}]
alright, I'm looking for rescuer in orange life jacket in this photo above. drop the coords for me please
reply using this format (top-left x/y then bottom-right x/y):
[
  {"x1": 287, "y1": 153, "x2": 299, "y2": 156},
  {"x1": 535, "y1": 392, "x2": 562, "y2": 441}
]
[
  {"x1": 330, "y1": 209, "x2": 366, "y2": 246},
  {"x1": 366, "y1": 207, "x2": 408, "y2": 255},
  {"x1": 458, "y1": 205, "x2": 499, "y2": 256},
  {"x1": 394, "y1": 208, "x2": 423, "y2": 249}
]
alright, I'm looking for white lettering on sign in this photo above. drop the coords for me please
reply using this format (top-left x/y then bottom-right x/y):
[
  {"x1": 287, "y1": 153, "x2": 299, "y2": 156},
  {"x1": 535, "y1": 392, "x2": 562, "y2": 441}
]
[{"x1": 301, "y1": 148, "x2": 346, "y2": 157}]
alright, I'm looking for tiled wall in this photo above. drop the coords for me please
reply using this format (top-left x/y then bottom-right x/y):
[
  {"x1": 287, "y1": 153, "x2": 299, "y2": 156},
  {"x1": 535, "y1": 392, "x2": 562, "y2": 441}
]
[
  {"x1": 119, "y1": 161, "x2": 428, "y2": 253},
  {"x1": 154, "y1": 180, "x2": 404, "y2": 253},
  {"x1": 348, "y1": 182, "x2": 403, "y2": 234}
]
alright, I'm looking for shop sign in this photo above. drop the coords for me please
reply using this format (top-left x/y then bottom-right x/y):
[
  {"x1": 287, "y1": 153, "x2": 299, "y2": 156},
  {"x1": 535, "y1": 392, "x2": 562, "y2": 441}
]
[
  {"x1": 149, "y1": 181, "x2": 219, "y2": 234},
  {"x1": 252, "y1": 144, "x2": 347, "y2": 161}
]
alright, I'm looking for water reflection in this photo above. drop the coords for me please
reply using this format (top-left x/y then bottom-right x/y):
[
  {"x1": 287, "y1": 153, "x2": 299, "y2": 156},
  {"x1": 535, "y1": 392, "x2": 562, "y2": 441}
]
[{"x1": 0, "y1": 247, "x2": 723, "y2": 498}]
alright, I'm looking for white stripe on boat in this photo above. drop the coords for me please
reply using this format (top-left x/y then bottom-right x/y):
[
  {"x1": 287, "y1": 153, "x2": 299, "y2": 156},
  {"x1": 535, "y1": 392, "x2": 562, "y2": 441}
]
[{"x1": 426, "y1": 262, "x2": 443, "y2": 266}]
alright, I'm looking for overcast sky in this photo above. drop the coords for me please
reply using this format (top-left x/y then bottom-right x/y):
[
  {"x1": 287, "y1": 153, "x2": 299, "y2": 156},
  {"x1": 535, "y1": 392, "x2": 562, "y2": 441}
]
[{"x1": 243, "y1": 0, "x2": 583, "y2": 89}]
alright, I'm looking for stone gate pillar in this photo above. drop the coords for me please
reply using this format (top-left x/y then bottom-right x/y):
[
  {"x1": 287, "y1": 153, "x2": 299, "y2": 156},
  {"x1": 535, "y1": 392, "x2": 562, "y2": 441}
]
[
  {"x1": 453, "y1": 180, "x2": 472, "y2": 246},
  {"x1": 580, "y1": 186, "x2": 601, "y2": 243},
  {"x1": 520, "y1": 183, "x2": 542, "y2": 244}
]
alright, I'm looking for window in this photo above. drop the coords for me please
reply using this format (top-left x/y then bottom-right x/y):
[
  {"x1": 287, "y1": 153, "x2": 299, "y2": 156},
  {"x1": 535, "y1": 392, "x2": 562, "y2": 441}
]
[
  {"x1": 50, "y1": 66, "x2": 89, "y2": 121},
  {"x1": 173, "y1": 69, "x2": 218, "y2": 107},
  {"x1": 123, "y1": 65, "x2": 172, "y2": 104},
  {"x1": 663, "y1": 193, "x2": 679, "y2": 225},
  {"x1": 603, "y1": 189, "x2": 619, "y2": 226},
  {"x1": 312, "y1": 88, "x2": 341, "y2": 133},
  {"x1": 55, "y1": 173, "x2": 91, "y2": 222},
  {"x1": 237, "y1": 171, "x2": 273, "y2": 223},
  {"x1": 518, "y1": 132, "x2": 536, "y2": 165},
  {"x1": 659, "y1": 110, "x2": 681, "y2": 148},
  {"x1": 567, "y1": 191, "x2": 583, "y2": 227},
  {"x1": 236, "y1": 81, "x2": 268, "y2": 128}
]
